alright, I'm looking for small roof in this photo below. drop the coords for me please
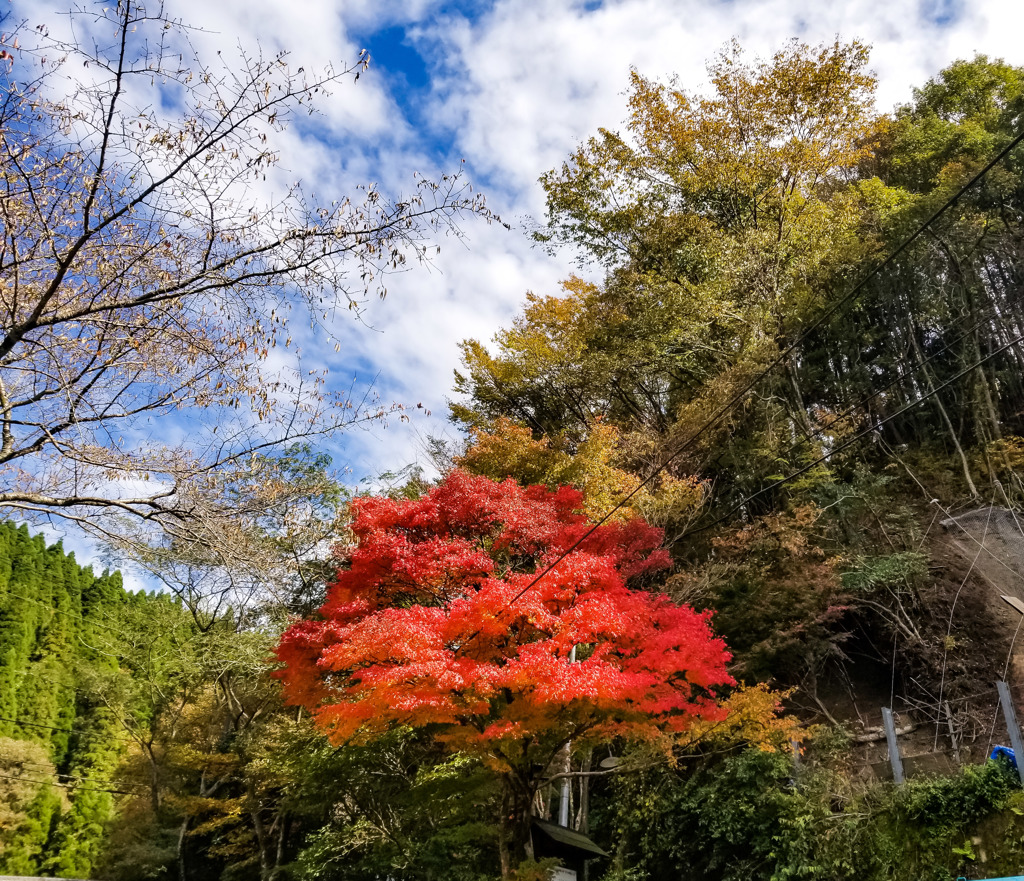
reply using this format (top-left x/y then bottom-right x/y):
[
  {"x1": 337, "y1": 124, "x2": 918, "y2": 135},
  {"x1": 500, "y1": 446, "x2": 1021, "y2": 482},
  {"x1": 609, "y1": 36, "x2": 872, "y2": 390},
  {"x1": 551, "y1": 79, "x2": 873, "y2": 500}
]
[{"x1": 532, "y1": 819, "x2": 609, "y2": 858}]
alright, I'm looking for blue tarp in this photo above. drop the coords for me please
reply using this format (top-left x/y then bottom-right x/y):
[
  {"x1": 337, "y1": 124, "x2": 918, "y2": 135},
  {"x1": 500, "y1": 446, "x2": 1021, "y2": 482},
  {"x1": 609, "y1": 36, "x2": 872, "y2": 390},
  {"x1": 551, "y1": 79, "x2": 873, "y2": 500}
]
[{"x1": 990, "y1": 745, "x2": 1018, "y2": 769}]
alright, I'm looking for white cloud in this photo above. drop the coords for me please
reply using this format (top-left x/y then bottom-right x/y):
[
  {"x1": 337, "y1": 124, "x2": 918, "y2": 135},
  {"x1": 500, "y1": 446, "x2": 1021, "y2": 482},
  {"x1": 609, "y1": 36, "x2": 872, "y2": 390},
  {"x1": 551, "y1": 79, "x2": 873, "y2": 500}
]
[
  {"x1": 323, "y1": 0, "x2": 1024, "y2": 481},
  {"x1": 6, "y1": 0, "x2": 1023, "y2": 570}
]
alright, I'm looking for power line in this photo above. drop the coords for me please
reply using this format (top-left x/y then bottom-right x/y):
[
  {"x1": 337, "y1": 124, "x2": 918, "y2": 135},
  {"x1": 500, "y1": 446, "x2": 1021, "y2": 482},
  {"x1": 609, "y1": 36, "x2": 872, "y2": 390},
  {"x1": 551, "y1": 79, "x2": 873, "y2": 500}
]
[
  {"x1": 670, "y1": 331, "x2": 1024, "y2": 542},
  {"x1": 0, "y1": 770, "x2": 140, "y2": 796},
  {"x1": 0, "y1": 715, "x2": 77, "y2": 734},
  {"x1": 690, "y1": 302, "x2": 1003, "y2": 499},
  {"x1": 16, "y1": 764, "x2": 148, "y2": 792},
  {"x1": 772, "y1": 303, "x2": 1013, "y2": 472},
  {"x1": 0, "y1": 713, "x2": 114, "y2": 738},
  {"x1": 463, "y1": 122, "x2": 1024, "y2": 630}
]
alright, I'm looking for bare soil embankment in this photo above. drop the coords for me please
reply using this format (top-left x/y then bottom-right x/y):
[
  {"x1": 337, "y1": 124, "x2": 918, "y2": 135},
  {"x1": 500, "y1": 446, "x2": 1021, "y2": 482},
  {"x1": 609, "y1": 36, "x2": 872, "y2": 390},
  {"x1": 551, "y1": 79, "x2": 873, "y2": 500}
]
[{"x1": 810, "y1": 506, "x2": 1024, "y2": 776}]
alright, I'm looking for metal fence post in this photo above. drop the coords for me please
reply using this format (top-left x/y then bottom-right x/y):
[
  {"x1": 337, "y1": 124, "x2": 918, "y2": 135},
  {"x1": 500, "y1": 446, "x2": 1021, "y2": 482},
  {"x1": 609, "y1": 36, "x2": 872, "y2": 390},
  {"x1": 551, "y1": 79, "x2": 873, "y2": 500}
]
[
  {"x1": 996, "y1": 680, "x2": 1024, "y2": 787},
  {"x1": 881, "y1": 707, "x2": 905, "y2": 784}
]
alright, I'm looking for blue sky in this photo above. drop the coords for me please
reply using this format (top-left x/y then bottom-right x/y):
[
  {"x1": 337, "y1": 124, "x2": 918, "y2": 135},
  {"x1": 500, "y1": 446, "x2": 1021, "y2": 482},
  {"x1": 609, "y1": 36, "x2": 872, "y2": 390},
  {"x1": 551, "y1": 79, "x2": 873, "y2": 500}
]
[{"x1": 7, "y1": 0, "x2": 1024, "y2": 582}]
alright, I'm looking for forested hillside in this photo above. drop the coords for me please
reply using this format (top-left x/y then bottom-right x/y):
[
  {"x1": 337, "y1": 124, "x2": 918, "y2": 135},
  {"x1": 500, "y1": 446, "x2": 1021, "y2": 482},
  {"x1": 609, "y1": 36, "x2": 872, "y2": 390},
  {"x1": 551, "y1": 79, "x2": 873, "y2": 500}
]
[
  {"x1": 0, "y1": 523, "x2": 126, "y2": 876},
  {"x1": 440, "y1": 43, "x2": 1024, "y2": 878},
  {"x1": 6, "y1": 7, "x2": 1024, "y2": 880}
]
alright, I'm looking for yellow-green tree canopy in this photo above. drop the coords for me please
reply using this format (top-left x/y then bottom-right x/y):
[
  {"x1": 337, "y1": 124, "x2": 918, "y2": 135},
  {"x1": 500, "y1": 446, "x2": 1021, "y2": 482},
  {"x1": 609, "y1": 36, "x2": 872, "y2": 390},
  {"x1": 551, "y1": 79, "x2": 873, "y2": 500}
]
[{"x1": 455, "y1": 40, "x2": 891, "y2": 449}]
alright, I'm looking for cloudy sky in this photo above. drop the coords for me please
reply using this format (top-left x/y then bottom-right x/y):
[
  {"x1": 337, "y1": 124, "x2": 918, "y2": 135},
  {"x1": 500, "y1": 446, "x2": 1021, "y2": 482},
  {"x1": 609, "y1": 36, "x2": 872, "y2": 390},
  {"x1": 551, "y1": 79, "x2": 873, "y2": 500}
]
[
  {"x1": 206, "y1": 0, "x2": 1022, "y2": 482},
  {"x1": 14, "y1": 0, "x2": 1024, "y2": 480},
  {"x1": 7, "y1": 0, "x2": 1024, "y2": 573}
]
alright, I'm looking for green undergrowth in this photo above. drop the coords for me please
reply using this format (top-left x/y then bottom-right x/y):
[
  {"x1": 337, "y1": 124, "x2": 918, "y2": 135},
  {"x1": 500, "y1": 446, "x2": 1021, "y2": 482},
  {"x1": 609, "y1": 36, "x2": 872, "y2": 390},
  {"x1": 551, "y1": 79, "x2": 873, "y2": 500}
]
[{"x1": 594, "y1": 734, "x2": 1024, "y2": 881}]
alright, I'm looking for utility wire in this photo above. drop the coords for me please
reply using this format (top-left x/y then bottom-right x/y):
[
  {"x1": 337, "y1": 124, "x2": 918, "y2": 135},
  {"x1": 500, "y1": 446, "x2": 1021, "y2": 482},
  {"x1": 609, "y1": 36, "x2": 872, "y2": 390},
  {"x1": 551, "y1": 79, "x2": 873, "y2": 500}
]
[
  {"x1": 465, "y1": 123, "x2": 1024, "y2": 629},
  {"x1": 0, "y1": 770, "x2": 140, "y2": 796},
  {"x1": 0, "y1": 713, "x2": 114, "y2": 738},
  {"x1": 669, "y1": 332, "x2": 1024, "y2": 542},
  {"x1": 673, "y1": 306, "x2": 1019, "y2": 539},
  {"x1": 0, "y1": 762, "x2": 149, "y2": 792},
  {"x1": 692, "y1": 302, "x2": 1001, "y2": 494},
  {"x1": 772, "y1": 303, "x2": 1014, "y2": 471}
]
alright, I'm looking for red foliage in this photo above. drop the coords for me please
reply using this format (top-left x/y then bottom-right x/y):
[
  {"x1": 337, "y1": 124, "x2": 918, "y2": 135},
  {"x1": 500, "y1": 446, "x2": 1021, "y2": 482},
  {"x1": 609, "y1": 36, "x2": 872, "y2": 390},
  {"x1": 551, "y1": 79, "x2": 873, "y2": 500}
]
[{"x1": 275, "y1": 470, "x2": 733, "y2": 756}]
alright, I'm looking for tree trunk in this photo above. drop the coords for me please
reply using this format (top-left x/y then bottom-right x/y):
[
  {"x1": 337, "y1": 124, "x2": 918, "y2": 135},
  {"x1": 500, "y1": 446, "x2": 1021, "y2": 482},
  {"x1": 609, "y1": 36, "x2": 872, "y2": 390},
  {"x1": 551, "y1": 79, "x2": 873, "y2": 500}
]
[
  {"x1": 498, "y1": 775, "x2": 536, "y2": 879},
  {"x1": 247, "y1": 780, "x2": 272, "y2": 881},
  {"x1": 907, "y1": 320, "x2": 978, "y2": 497},
  {"x1": 176, "y1": 817, "x2": 190, "y2": 881},
  {"x1": 145, "y1": 741, "x2": 161, "y2": 815},
  {"x1": 785, "y1": 356, "x2": 814, "y2": 440},
  {"x1": 275, "y1": 814, "x2": 288, "y2": 879},
  {"x1": 576, "y1": 749, "x2": 592, "y2": 833}
]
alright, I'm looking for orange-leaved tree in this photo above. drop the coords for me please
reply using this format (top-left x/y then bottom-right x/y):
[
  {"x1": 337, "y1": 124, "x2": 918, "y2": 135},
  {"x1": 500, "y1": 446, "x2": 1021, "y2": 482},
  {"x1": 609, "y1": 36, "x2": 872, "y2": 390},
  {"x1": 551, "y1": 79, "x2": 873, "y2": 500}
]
[{"x1": 276, "y1": 469, "x2": 733, "y2": 877}]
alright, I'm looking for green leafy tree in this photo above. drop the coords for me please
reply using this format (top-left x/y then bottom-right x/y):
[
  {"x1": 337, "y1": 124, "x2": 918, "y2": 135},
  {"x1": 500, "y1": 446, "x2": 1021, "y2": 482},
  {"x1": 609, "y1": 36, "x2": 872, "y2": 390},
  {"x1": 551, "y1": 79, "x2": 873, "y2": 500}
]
[{"x1": 454, "y1": 40, "x2": 889, "y2": 514}]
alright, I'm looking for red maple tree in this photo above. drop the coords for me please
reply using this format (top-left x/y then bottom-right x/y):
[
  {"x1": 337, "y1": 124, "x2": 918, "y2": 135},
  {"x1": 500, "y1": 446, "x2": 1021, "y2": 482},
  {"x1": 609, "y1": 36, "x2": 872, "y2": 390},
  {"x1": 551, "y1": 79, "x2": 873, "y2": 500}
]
[{"x1": 276, "y1": 469, "x2": 733, "y2": 874}]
